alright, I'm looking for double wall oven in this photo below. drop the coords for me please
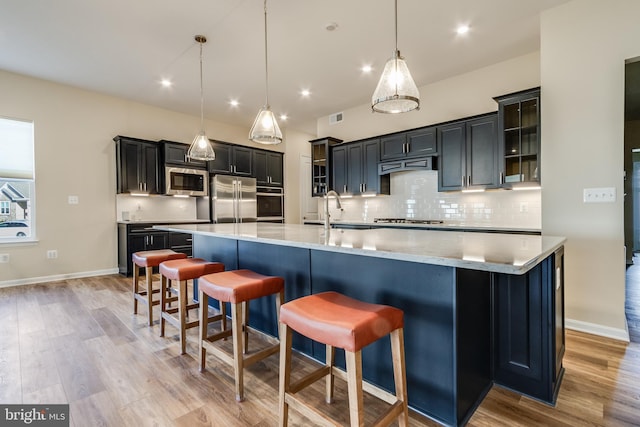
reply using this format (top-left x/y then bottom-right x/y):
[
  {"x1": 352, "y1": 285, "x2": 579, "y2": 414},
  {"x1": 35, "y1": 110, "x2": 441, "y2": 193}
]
[{"x1": 256, "y1": 186, "x2": 284, "y2": 222}]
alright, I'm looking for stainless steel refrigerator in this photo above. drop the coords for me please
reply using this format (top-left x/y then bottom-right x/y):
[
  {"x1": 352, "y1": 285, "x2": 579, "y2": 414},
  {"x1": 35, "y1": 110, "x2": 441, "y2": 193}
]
[{"x1": 197, "y1": 174, "x2": 257, "y2": 223}]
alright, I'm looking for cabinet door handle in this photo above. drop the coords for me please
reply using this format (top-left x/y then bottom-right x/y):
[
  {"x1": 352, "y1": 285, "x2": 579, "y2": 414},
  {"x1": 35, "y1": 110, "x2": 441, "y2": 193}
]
[
  {"x1": 462, "y1": 176, "x2": 465, "y2": 187},
  {"x1": 500, "y1": 172, "x2": 504, "y2": 184},
  {"x1": 343, "y1": 185, "x2": 347, "y2": 193},
  {"x1": 145, "y1": 236, "x2": 148, "y2": 246},
  {"x1": 406, "y1": 142, "x2": 410, "y2": 153},
  {"x1": 362, "y1": 183, "x2": 366, "y2": 192},
  {"x1": 150, "y1": 235, "x2": 154, "y2": 246}
]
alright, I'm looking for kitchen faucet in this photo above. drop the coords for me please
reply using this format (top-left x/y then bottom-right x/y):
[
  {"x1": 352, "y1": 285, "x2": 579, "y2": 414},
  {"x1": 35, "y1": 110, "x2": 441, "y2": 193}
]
[{"x1": 323, "y1": 190, "x2": 343, "y2": 231}]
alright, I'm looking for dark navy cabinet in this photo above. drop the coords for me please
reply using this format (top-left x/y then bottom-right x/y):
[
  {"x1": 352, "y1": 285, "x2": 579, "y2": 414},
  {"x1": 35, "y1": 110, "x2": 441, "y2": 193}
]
[
  {"x1": 332, "y1": 138, "x2": 389, "y2": 196},
  {"x1": 438, "y1": 114, "x2": 498, "y2": 191},
  {"x1": 115, "y1": 136, "x2": 161, "y2": 194},
  {"x1": 253, "y1": 149, "x2": 283, "y2": 186},
  {"x1": 380, "y1": 127, "x2": 437, "y2": 161},
  {"x1": 208, "y1": 141, "x2": 252, "y2": 176},
  {"x1": 493, "y1": 247, "x2": 564, "y2": 403},
  {"x1": 161, "y1": 140, "x2": 207, "y2": 168}
]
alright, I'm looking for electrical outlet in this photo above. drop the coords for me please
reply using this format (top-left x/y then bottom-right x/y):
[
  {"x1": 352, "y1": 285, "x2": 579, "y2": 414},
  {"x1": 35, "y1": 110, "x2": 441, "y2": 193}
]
[
  {"x1": 46, "y1": 250, "x2": 58, "y2": 259},
  {"x1": 583, "y1": 187, "x2": 616, "y2": 203},
  {"x1": 0, "y1": 254, "x2": 9, "y2": 263},
  {"x1": 68, "y1": 195, "x2": 79, "y2": 204}
]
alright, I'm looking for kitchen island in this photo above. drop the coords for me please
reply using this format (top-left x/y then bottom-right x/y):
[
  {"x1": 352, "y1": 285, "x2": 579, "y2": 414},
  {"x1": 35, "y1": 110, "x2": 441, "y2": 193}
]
[{"x1": 155, "y1": 223, "x2": 566, "y2": 427}]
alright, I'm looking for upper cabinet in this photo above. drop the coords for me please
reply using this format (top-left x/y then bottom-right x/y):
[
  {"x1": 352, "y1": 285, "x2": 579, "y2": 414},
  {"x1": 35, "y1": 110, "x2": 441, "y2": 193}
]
[
  {"x1": 332, "y1": 138, "x2": 389, "y2": 196},
  {"x1": 114, "y1": 135, "x2": 161, "y2": 195},
  {"x1": 207, "y1": 141, "x2": 252, "y2": 176},
  {"x1": 495, "y1": 88, "x2": 541, "y2": 188},
  {"x1": 310, "y1": 137, "x2": 342, "y2": 196},
  {"x1": 160, "y1": 140, "x2": 206, "y2": 169},
  {"x1": 253, "y1": 149, "x2": 283, "y2": 186},
  {"x1": 438, "y1": 114, "x2": 498, "y2": 192},
  {"x1": 380, "y1": 126, "x2": 437, "y2": 161}
]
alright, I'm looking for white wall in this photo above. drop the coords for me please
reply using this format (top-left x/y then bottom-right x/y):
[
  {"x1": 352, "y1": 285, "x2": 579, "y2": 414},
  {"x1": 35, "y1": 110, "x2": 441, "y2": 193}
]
[
  {"x1": 540, "y1": 0, "x2": 640, "y2": 340},
  {"x1": 0, "y1": 69, "x2": 311, "y2": 285}
]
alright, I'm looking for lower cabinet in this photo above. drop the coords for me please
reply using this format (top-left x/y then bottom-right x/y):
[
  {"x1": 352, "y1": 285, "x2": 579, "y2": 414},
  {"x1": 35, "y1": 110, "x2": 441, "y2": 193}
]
[
  {"x1": 492, "y1": 248, "x2": 565, "y2": 404},
  {"x1": 118, "y1": 223, "x2": 193, "y2": 276}
]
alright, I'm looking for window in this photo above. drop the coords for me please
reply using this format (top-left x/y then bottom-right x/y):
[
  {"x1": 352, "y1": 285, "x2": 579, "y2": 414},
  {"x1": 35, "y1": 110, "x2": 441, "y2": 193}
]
[{"x1": 0, "y1": 116, "x2": 35, "y2": 242}]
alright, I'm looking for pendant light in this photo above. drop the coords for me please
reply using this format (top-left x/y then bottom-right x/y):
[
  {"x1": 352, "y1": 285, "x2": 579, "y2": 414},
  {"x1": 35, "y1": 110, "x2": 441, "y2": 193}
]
[
  {"x1": 188, "y1": 35, "x2": 216, "y2": 160},
  {"x1": 249, "y1": 0, "x2": 282, "y2": 145},
  {"x1": 371, "y1": 0, "x2": 420, "y2": 114}
]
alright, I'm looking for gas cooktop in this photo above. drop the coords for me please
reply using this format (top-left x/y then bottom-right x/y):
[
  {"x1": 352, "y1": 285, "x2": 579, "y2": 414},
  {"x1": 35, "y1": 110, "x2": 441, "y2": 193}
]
[{"x1": 373, "y1": 218, "x2": 444, "y2": 225}]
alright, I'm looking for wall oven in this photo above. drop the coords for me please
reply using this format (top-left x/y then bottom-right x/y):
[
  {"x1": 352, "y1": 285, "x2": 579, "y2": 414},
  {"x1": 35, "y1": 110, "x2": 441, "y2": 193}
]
[
  {"x1": 256, "y1": 186, "x2": 284, "y2": 222},
  {"x1": 165, "y1": 167, "x2": 209, "y2": 197}
]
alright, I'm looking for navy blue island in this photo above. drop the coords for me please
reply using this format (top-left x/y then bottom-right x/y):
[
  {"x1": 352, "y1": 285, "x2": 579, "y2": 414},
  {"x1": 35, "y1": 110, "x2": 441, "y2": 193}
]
[{"x1": 155, "y1": 223, "x2": 566, "y2": 427}]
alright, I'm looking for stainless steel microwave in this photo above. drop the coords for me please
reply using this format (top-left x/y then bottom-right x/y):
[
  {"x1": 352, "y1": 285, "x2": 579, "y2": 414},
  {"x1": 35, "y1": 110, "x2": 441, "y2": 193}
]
[{"x1": 165, "y1": 167, "x2": 209, "y2": 197}]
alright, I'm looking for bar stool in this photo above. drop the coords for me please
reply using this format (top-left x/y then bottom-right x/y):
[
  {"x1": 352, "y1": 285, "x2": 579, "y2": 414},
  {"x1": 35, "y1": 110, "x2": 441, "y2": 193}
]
[
  {"x1": 132, "y1": 249, "x2": 187, "y2": 326},
  {"x1": 198, "y1": 269, "x2": 285, "y2": 402},
  {"x1": 278, "y1": 291, "x2": 408, "y2": 427},
  {"x1": 159, "y1": 258, "x2": 225, "y2": 355}
]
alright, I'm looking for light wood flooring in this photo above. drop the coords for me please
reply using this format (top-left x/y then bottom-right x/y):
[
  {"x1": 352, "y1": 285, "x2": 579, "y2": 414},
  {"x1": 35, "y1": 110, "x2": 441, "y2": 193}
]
[{"x1": 0, "y1": 275, "x2": 639, "y2": 426}]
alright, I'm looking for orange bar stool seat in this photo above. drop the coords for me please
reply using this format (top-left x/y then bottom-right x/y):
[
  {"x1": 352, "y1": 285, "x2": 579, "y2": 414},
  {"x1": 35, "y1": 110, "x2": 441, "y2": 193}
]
[
  {"x1": 198, "y1": 269, "x2": 285, "y2": 402},
  {"x1": 278, "y1": 291, "x2": 409, "y2": 427},
  {"x1": 132, "y1": 249, "x2": 187, "y2": 326},
  {"x1": 159, "y1": 258, "x2": 225, "y2": 355}
]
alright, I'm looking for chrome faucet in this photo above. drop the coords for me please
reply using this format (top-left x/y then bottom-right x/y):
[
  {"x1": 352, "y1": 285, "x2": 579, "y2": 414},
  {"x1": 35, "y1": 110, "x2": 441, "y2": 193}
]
[{"x1": 323, "y1": 190, "x2": 343, "y2": 231}]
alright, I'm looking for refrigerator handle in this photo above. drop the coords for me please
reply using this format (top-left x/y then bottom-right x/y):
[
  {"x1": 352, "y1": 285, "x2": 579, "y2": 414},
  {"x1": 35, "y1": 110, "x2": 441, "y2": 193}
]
[{"x1": 238, "y1": 180, "x2": 243, "y2": 223}]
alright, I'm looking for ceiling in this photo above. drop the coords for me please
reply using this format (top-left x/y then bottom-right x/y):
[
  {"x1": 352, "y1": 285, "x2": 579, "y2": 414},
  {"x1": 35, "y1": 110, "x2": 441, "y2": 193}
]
[{"x1": 0, "y1": 0, "x2": 570, "y2": 136}]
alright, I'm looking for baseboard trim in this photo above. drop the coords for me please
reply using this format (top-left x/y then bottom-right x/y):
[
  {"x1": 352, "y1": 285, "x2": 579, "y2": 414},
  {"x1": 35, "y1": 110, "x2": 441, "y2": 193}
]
[
  {"x1": 566, "y1": 318, "x2": 630, "y2": 342},
  {"x1": 0, "y1": 268, "x2": 120, "y2": 288}
]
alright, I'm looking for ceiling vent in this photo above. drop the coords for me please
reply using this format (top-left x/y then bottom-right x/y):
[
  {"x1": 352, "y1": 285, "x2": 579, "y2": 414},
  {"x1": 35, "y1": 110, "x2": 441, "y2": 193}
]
[{"x1": 329, "y1": 112, "x2": 344, "y2": 125}]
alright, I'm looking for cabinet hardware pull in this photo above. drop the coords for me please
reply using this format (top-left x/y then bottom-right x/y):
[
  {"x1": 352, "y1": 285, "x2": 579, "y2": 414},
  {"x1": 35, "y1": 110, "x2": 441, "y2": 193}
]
[
  {"x1": 362, "y1": 183, "x2": 366, "y2": 192},
  {"x1": 343, "y1": 185, "x2": 347, "y2": 193},
  {"x1": 406, "y1": 142, "x2": 410, "y2": 153},
  {"x1": 462, "y1": 176, "x2": 465, "y2": 187},
  {"x1": 500, "y1": 172, "x2": 504, "y2": 184}
]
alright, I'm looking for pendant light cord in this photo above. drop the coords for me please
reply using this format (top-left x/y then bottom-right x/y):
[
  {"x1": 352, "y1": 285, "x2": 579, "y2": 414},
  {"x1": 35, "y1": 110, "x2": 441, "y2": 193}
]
[
  {"x1": 198, "y1": 39, "x2": 205, "y2": 133},
  {"x1": 263, "y1": 0, "x2": 270, "y2": 107},
  {"x1": 394, "y1": 0, "x2": 398, "y2": 53},
  {"x1": 394, "y1": 0, "x2": 399, "y2": 93}
]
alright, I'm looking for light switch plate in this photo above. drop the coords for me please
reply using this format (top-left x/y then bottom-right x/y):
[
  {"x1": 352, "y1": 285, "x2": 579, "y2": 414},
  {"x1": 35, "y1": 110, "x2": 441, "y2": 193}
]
[{"x1": 583, "y1": 187, "x2": 616, "y2": 203}]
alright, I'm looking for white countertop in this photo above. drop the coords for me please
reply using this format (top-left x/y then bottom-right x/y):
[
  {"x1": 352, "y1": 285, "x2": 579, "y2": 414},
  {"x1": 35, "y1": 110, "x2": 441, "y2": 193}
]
[{"x1": 154, "y1": 223, "x2": 565, "y2": 275}]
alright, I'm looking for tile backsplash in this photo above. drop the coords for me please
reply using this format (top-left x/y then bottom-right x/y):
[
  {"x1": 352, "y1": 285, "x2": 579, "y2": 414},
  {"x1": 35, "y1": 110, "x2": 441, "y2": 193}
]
[
  {"x1": 116, "y1": 194, "x2": 197, "y2": 222},
  {"x1": 320, "y1": 170, "x2": 541, "y2": 229}
]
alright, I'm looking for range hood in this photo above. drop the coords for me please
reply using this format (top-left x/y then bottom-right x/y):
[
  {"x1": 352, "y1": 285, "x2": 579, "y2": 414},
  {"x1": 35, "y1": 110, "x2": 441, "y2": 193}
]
[{"x1": 378, "y1": 156, "x2": 437, "y2": 175}]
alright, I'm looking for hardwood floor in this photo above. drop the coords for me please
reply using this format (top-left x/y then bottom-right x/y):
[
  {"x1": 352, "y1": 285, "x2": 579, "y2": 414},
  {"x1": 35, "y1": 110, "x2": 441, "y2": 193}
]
[{"x1": 0, "y1": 275, "x2": 639, "y2": 426}]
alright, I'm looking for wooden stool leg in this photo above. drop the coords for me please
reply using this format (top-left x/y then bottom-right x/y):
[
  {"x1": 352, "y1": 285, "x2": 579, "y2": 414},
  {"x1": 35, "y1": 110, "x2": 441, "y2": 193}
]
[
  {"x1": 278, "y1": 322, "x2": 292, "y2": 427},
  {"x1": 326, "y1": 344, "x2": 335, "y2": 404},
  {"x1": 179, "y1": 280, "x2": 188, "y2": 355},
  {"x1": 160, "y1": 275, "x2": 167, "y2": 337},
  {"x1": 199, "y1": 290, "x2": 207, "y2": 372},
  {"x1": 242, "y1": 300, "x2": 249, "y2": 354},
  {"x1": 132, "y1": 264, "x2": 139, "y2": 314},
  {"x1": 145, "y1": 267, "x2": 154, "y2": 326},
  {"x1": 345, "y1": 350, "x2": 364, "y2": 427},
  {"x1": 231, "y1": 302, "x2": 244, "y2": 401},
  {"x1": 391, "y1": 328, "x2": 409, "y2": 427},
  {"x1": 221, "y1": 301, "x2": 227, "y2": 333}
]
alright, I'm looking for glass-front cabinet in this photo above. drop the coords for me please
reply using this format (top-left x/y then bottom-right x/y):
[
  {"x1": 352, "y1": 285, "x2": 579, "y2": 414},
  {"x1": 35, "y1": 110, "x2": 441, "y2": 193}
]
[
  {"x1": 495, "y1": 88, "x2": 540, "y2": 187},
  {"x1": 309, "y1": 137, "x2": 342, "y2": 197}
]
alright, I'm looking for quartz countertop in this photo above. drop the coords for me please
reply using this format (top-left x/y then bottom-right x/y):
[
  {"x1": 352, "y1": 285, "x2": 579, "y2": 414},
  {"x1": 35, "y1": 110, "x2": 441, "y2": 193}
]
[
  {"x1": 117, "y1": 219, "x2": 211, "y2": 225},
  {"x1": 303, "y1": 219, "x2": 541, "y2": 234},
  {"x1": 154, "y1": 223, "x2": 564, "y2": 275}
]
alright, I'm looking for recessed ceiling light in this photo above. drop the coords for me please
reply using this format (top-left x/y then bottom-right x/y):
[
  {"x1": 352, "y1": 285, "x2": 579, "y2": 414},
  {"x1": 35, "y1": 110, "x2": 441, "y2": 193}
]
[
  {"x1": 229, "y1": 99, "x2": 239, "y2": 107},
  {"x1": 280, "y1": 114, "x2": 288, "y2": 121},
  {"x1": 456, "y1": 24, "x2": 470, "y2": 35},
  {"x1": 160, "y1": 78, "x2": 172, "y2": 88},
  {"x1": 325, "y1": 22, "x2": 339, "y2": 31},
  {"x1": 301, "y1": 89, "x2": 311, "y2": 97},
  {"x1": 361, "y1": 65, "x2": 372, "y2": 73}
]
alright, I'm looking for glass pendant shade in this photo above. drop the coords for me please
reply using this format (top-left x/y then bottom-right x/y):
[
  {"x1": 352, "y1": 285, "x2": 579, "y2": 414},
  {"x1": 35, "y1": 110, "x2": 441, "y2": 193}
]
[
  {"x1": 371, "y1": 50, "x2": 420, "y2": 113},
  {"x1": 249, "y1": 105, "x2": 282, "y2": 144},
  {"x1": 188, "y1": 35, "x2": 215, "y2": 161},
  {"x1": 188, "y1": 132, "x2": 215, "y2": 160}
]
